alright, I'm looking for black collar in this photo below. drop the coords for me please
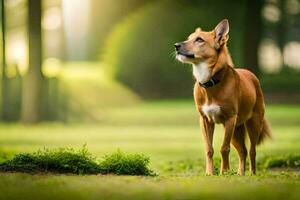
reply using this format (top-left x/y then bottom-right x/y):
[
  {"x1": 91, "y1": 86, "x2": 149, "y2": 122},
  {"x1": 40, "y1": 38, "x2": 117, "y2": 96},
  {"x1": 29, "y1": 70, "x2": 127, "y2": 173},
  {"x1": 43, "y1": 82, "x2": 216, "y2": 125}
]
[{"x1": 199, "y1": 69, "x2": 223, "y2": 88}]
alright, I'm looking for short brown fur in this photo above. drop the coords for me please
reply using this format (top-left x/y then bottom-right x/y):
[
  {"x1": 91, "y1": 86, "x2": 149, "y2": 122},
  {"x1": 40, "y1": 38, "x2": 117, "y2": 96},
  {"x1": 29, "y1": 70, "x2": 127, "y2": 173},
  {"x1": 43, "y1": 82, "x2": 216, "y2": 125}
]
[{"x1": 175, "y1": 19, "x2": 271, "y2": 175}]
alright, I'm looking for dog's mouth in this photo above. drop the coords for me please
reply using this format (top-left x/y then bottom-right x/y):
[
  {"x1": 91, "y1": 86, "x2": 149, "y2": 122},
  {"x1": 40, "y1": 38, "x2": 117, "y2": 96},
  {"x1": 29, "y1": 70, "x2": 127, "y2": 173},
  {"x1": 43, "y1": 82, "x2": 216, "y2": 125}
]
[{"x1": 176, "y1": 51, "x2": 195, "y2": 58}]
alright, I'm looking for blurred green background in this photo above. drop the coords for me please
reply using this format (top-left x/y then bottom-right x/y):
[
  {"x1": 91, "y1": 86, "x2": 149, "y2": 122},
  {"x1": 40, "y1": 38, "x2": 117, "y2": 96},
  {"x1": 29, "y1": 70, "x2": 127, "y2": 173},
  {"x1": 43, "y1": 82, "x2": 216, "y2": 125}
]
[{"x1": 0, "y1": 0, "x2": 299, "y2": 122}]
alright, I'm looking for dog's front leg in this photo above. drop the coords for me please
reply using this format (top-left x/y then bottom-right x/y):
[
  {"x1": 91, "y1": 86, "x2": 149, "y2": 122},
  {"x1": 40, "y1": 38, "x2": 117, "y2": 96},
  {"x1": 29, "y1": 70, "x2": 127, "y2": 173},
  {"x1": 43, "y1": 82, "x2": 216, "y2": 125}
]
[
  {"x1": 220, "y1": 116, "x2": 237, "y2": 174},
  {"x1": 200, "y1": 116, "x2": 215, "y2": 175}
]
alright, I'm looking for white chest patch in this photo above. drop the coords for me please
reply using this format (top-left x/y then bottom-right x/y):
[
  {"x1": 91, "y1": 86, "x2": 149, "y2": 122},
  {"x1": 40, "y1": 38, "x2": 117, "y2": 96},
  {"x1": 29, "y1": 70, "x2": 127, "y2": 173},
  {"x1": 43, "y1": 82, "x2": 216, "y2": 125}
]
[
  {"x1": 202, "y1": 104, "x2": 221, "y2": 122},
  {"x1": 193, "y1": 62, "x2": 211, "y2": 84}
]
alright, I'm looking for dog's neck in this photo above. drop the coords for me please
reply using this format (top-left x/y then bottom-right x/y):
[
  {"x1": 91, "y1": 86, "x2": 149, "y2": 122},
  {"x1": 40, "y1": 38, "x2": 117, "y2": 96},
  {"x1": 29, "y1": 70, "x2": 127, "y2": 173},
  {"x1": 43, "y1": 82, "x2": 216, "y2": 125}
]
[{"x1": 193, "y1": 45, "x2": 233, "y2": 84}]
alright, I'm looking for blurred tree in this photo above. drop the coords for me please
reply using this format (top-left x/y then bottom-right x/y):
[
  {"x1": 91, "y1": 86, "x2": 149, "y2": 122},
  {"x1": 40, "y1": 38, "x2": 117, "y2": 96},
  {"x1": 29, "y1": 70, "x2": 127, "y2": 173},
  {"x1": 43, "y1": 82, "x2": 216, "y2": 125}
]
[
  {"x1": 21, "y1": 0, "x2": 44, "y2": 123},
  {"x1": 277, "y1": 0, "x2": 287, "y2": 57},
  {"x1": 89, "y1": 0, "x2": 154, "y2": 60},
  {"x1": 244, "y1": 0, "x2": 263, "y2": 76},
  {"x1": 0, "y1": 0, "x2": 10, "y2": 121},
  {"x1": 104, "y1": 0, "x2": 246, "y2": 98}
]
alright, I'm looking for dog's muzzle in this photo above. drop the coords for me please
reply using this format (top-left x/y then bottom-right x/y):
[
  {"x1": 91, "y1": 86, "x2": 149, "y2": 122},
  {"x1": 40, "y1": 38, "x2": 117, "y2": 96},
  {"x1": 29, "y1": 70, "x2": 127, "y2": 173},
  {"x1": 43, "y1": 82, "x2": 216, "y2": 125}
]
[{"x1": 174, "y1": 43, "x2": 195, "y2": 58}]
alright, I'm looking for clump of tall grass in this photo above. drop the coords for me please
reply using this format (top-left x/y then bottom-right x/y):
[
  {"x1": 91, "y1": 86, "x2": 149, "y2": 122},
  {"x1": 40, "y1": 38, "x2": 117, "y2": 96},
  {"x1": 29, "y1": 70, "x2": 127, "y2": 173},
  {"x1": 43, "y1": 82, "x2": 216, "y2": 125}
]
[
  {"x1": 262, "y1": 154, "x2": 300, "y2": 169},
  {"x1": 99, "y1": 149, "x2": 155, "y2": 175},
  {"x1": 0, "y1": 146, "x2": 155, "y2": 176}
]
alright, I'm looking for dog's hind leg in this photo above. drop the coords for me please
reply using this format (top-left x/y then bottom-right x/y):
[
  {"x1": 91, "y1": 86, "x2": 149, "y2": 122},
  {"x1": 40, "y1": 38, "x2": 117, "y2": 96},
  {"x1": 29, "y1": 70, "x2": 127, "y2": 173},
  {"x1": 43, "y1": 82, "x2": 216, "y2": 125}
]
[
  {"x1": 245, "y1": 114, "x2": 262, "y2": 175},
  {"x1": 200, "y1": 116, "x2": 215, "y2": 175},
  {"x1": 246, "y1": 85, "x2": 268, "y2": 175},
  {"x1": 231, "y1": 124, "x2": 247, "y2": 175}
]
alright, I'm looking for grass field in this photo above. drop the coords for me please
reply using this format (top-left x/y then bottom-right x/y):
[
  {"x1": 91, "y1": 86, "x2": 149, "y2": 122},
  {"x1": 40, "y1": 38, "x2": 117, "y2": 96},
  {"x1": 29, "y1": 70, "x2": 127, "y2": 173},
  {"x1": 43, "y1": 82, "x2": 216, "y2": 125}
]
[{"x1": 0, "y1": 100, "x2": 299, "y2": 200}]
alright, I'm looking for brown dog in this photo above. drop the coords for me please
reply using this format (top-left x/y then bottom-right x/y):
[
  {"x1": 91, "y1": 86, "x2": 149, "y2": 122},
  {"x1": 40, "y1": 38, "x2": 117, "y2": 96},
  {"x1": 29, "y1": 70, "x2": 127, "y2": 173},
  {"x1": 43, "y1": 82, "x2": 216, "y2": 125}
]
[{"x1": 175, "y1": 19, "x2": 271, "y2": 175}]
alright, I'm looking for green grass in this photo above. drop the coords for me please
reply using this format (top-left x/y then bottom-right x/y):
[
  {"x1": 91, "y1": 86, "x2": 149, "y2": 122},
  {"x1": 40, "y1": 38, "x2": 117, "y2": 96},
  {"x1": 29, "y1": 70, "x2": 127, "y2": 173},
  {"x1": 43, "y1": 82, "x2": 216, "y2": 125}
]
[
  {"x1": 0, "y1": 173, "x2": 299, "y2": 200},
  {"x1": 0, "y1": 101, "x2": 299, "y2": 199}
]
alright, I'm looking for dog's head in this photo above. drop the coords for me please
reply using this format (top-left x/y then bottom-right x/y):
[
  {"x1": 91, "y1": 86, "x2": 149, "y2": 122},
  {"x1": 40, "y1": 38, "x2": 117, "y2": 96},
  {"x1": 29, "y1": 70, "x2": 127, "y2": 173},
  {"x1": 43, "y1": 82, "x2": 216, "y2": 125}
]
[{"x1": 175, "y1": 19, "x2": 229, "y2": 66}]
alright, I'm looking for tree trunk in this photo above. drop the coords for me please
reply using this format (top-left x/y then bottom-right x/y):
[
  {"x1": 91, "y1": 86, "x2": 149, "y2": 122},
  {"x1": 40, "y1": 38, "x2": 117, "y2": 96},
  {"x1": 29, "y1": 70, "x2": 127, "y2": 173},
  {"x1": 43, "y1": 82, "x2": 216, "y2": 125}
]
[
  {"x1": 244, "y1": 0, "x2": 263, "y2": 76},
  {"x1": 21, "y1": 0, "x2": 44, "y2": 123},
  {"x1": 277, "y1": 0, "x2": 286, "y2": 58},
  {"x1": 1, "y1": 0, "x2": 10, "y2": 121}
]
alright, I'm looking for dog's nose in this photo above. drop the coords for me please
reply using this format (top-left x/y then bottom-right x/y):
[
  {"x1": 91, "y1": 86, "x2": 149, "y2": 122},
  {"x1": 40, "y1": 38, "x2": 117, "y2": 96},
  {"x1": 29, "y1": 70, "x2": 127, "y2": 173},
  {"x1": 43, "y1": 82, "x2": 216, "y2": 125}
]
[{"x1": 174, "y1": 43, "x2": 181, "y2": 50}]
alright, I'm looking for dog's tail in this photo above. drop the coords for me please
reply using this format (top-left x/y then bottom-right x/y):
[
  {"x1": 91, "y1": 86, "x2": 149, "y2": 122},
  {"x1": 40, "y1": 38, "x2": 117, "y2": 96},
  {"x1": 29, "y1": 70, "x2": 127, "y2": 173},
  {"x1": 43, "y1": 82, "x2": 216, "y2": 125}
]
[{"x1": 257, "y1": 119, "x2": 272, "y2": 145}]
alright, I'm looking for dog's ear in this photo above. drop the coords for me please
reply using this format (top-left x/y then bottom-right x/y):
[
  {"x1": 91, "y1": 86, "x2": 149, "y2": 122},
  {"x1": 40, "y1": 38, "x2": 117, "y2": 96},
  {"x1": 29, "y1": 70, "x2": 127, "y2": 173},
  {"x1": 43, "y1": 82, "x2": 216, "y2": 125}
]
[{"x1": 214, "y1": 19, "x2": 229, "y2": 49}]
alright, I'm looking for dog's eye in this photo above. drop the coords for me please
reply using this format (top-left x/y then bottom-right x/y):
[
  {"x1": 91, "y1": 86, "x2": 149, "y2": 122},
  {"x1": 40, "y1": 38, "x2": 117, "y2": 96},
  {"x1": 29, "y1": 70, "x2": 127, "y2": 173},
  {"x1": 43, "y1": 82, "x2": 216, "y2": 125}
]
[{"x1": 195, "y1": 37, "x2": 204, "y2": 43}]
